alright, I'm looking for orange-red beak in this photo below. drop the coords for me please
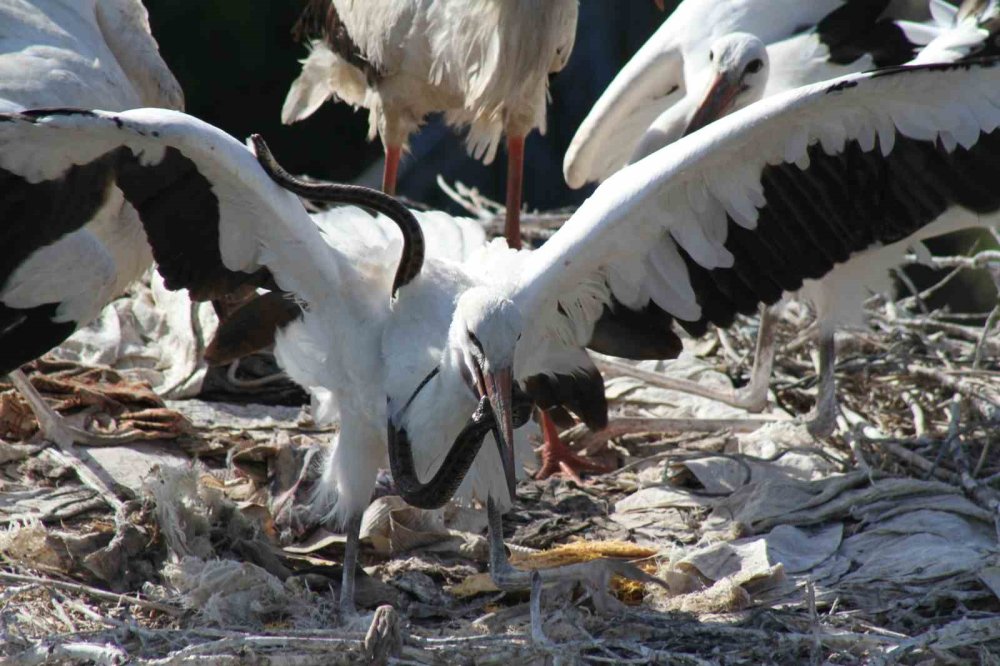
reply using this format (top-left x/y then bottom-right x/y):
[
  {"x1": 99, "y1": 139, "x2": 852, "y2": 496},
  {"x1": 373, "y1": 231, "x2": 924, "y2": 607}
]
[
  {"x1": 654, "y1": 0, "x2": 665, "y2": 11},
  {"x1": 684, "y1": 73, "x2": 742, "y2": 137}
]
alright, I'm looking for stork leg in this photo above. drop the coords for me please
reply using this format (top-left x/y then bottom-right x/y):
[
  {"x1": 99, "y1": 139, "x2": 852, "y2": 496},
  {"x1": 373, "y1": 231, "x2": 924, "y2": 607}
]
[
  {"x1": 805, "y1": 332, "x2": 838, "y2": 439},
  {"x1": 534, "y1": 411, "x2": 613, "y2": 482},
  {"x1": 8, "y1": 369, "x2": 143, "y2": 448},
  {"x1": 6, "y1": 369, "x2": 127, "y2": 512},
  {"x1": 339, "y1": 512, "x2": 364, "y2": 620},
  {"x1": 487, "y1": 497, "x2": 667, "y2": 613},
  {"x1": 596, "y1": 304, "x2": 778, "y2": 414},
  {"x1": 537, "y1": 308, "x2": 778, "y2": 481},
  {"x1": 382, "y1": 145, "x2": 402, "y2": 196},
  {"x1": 504, "y1": 134, "x2": 525, "y2": 250}
]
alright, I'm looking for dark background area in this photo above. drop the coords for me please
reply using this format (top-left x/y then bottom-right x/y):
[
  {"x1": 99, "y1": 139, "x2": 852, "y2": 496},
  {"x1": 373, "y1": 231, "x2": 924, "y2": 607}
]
[{"x1": 144, "y1": 1, "x2": 673, "y2": 212}]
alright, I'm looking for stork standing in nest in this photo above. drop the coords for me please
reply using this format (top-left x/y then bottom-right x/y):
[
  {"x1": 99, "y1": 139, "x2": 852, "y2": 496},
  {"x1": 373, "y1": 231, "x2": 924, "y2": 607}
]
[
  {"x1": 282, "y1": 0, "x2": 597, "y2": 479},
  {"x1": 567, "y1": 0, "x2": 999, "y2": 437},
  {"x1": 282, "y1": 0, "x2": 578, "y2": 227}
]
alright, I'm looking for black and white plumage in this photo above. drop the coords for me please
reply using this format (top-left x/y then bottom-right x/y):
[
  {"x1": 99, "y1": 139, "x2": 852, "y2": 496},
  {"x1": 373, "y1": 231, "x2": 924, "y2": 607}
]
[
  {"x1": 631, "y1": 4, "x2": 944, "y2": 165},
  {"x1": 282, "y1": 0, "x2": 579, "y2": 249},
  {"x1": 281, "y1": 0, "x2": 609, "y2": 484},
  {"x1": 563, "y1": 0, "x2": 939, "y2": 188},
  {"x1": 382, "y1": 57, "x2": 1000, "y2": 539},
  {"x1": 615, "y1": 0, "x2": 1000, "y2": 435},
  {"x1": 5, "y1": 54, "x2": 1000, "y2": 610},
  {"x1": 0, "y1": 0, "x2": 183, "y2": 446}
]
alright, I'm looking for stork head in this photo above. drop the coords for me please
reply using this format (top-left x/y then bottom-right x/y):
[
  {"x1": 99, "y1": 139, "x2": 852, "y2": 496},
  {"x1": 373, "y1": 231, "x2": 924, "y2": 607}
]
[
  {"x1": 685, "y1": 33, "x2": 769, "y2": 136},
  {"x1": 449, "y1": 287, "x2": 523, "y2": 500}
]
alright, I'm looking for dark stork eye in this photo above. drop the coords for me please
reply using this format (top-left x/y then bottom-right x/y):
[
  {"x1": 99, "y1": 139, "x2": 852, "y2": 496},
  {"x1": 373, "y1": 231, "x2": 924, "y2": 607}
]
[
  {"x1": 467, "y1": 330, "x2": 484, "y2": 355},
  {"x1": 709, "y1": 50, "x2": 715, "y2": 63},
  {"x1": 746, "y1": 58, "x2": 763, "y2": 74}
]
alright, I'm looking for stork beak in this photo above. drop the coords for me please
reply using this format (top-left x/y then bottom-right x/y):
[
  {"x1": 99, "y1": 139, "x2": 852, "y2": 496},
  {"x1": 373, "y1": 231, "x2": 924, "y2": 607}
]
[
  {"x1": 654, "y1": 0, "x2": 665, "y2": 10},
  {"x1": 483, "y1": 367, "x2": 517, "y2": 502},
  {"x1": 684, "y1": 73, "x2": 741, "y2": 136}
]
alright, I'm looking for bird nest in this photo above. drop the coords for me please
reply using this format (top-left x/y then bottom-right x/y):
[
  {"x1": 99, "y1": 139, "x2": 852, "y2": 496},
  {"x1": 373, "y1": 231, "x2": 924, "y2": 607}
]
[{"x1": 0, "y1": 210, "x2": 998, "y2": 664}]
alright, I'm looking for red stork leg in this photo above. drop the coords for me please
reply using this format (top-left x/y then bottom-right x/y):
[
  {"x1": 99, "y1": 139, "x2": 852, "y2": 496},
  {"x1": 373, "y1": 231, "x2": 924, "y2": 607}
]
[
  {"x1": 505, "y1": 134, "x2": 525, "y2": 250},
  {"x1": 534, "y1": 410, "x2": 612, "y2": 483},
  {"x1": 382, "y1": 144, "x2": 402, "y2": 196}
]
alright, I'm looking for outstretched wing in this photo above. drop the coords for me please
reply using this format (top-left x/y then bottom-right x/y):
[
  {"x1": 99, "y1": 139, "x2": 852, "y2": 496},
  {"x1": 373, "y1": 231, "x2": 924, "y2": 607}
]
[
  {"x1": 519, "y1": 58, "x2": 1000, "y2": 367},
  {"x1": 0, "y1": 108, "x2": 367, "y2": 301},
  {"x1": 0, "y1": 107, "x2": 390, "y2": 395},
  {"x1": 628, "y1": 6, "x2": 941, "y2": 211}
]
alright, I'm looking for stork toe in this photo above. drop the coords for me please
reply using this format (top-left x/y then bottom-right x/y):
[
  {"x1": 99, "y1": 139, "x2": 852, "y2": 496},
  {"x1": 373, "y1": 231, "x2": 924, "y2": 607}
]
[{"x1": 534, "y1": 412, "x2": 613, "y2": 482}]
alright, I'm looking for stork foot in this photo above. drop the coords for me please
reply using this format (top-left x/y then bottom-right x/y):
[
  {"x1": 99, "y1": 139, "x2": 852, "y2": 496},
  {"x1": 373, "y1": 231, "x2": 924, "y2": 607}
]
[
  {"x1": 7, "y1": 370, "x2": 127, "y2": 511},
  {"x1": 39, "y1": 419, "x2": 145, "y2": 448},
  {"x1": 339, "y1": 600, "x2": 359, "y2": 624},
  {"x1": 8, "y1": 370, "x2": 143, "y2": 448},
  {"x1": 534, "y1": 412, "x2": 612, "y2": 482},
  {"x1": 804, "y1": 405, "x2": 838, "y2": 439}
]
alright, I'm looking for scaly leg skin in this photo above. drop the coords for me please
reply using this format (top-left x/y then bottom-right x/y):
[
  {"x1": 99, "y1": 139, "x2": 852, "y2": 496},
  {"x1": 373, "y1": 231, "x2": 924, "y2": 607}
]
[
  {"x1": 738, "y1": 305, "x2": 778, "y2": 413},
  {"x1": 596, "y1": 304, "x2": 777, "y2": 414},
  {"x1": 339, "y1": 513, "x2": 364, "y2": 622},
  {"x1": 8, "y1": 370, "x2": 143, "y2": 448},
  {"x1": 805, "y1": 332, "x2": 838, "y2": 439},
  {"x1": 505, "y1": 134, "x2": 525, "y2": 250},
  {"x1": 529, "y1": 570, "x2": 549, "y2": 645},
  {"x1": 382, "y1": 145, "x2": 402, "y2": 196},
  {"x1": 487, "y1": 498, "x2": 668, "y2": 615},
  {"x1": 538, "y1": 308, "x2": 777, "y2": 482},
  {"x1": 534, "y1": 411, "x2": 613, "y2": 482},
  {"x1": 8, "y1": 370, "x2": 126, "y2": 512}
]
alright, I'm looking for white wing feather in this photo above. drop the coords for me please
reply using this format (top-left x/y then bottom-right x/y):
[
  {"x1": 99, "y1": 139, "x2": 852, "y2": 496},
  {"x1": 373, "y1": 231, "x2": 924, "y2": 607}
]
[
  {"x1": 0, "y1": 108, "x2": 390, "y2": 524},
  {"x1": 519, "y1": 60, "x2": 1000, "y2": 365}
]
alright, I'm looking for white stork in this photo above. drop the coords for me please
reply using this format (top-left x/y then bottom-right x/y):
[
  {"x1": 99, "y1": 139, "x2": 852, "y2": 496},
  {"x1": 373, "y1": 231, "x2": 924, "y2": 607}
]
[
  {"x1": 281, "y1": 0, "x2": 578, "y2": 246},
  {"x1": 0, "y1": 107, "x2": 657, "y2": 616},
  {"x1": 0, "y1": 0, "x2": 183, "y2": 446},
  {"x1": 281, "y1": 0, "x2": 593, "y2": 482},
  {"x1": 544, "y1": 0, "x2": 943, "y2": 469},
  {"x1": 563, "y1": 0, "x2": 938, "y2": 189},
  {"x1": 630, "y1": 9, "x2": 947, "y2": 165},
  {"x1": 4, "y1": 53, "x2": 999, "y2": 612},
  {"x1": 598, "y1": 0, "x2": 998, "y2": 437}
]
